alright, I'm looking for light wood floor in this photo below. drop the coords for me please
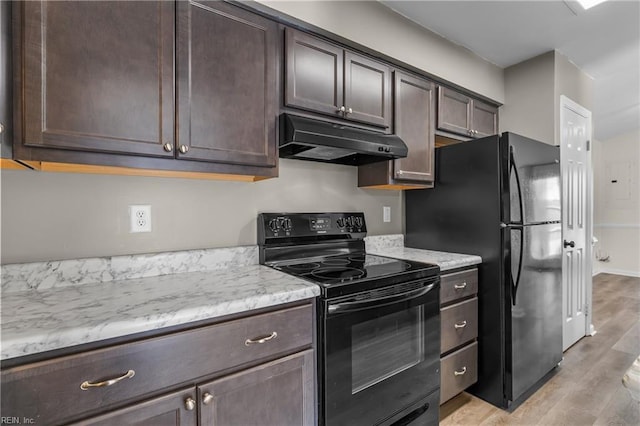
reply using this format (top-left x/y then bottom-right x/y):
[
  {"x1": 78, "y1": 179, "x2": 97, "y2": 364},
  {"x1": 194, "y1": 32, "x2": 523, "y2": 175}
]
[{"x1": 440, "y1": 273, "x2": 640, "y2": 426}]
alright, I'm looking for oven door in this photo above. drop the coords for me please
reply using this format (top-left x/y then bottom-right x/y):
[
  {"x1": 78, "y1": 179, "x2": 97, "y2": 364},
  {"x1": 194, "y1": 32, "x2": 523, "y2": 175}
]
[{"x1": 323, "y1": 278, "x2": 440, "y2": 426}]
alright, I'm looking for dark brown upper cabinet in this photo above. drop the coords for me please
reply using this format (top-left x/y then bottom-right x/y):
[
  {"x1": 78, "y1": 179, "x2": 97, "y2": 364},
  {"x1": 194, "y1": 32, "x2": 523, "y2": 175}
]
[
  {"x1": 437, "y1": 86, "x2": 498, "y2": 139},
  {"x1": 1, "y1": 0, "x2": 13, "y2": 163},
  {"x1": 13, "y1": 1, "x2": 279, "y2": 180},
  {"x1": 18, "y1": 1, "x2": 175, "y2": 158},
  {"x1": 176, "y1": 0, "x2": 278, "y2": 168},
  {"x1": 358, "y1": 71, "x2": 435, "y2": 190},
  {"x1": 285, "y1": 28, "x2": 391, "y2": 129}
]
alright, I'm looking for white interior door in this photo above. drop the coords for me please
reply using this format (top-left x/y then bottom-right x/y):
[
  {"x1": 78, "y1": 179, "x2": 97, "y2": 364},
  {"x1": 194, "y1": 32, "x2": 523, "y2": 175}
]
[{"x1": 560, "y1": 96, "x2": 593, "y2": 351}]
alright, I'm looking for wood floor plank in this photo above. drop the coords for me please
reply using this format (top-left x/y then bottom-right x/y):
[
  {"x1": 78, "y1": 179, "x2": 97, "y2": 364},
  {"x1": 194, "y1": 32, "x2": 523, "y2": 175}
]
[{"x1": 439, "y1": 273, "x2": 640, "y2": 425}]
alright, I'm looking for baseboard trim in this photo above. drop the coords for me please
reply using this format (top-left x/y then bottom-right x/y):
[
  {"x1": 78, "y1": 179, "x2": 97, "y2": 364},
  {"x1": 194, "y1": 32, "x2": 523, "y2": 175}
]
[{"x1": 594, "y1": 268, "x2": 640, "y2": 278}]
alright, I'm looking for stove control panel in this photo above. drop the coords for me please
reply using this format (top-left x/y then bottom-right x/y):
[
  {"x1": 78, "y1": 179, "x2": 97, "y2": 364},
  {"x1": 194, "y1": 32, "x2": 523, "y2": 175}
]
[{"x1": 258, "y1": 212, "x2": 367, "y2": 242}]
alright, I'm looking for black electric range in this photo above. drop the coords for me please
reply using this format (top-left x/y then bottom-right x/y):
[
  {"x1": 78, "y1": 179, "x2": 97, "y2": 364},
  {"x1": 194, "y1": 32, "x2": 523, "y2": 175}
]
[{"x1": 258, "y1": 212, "x2": 441, "y2": 426}]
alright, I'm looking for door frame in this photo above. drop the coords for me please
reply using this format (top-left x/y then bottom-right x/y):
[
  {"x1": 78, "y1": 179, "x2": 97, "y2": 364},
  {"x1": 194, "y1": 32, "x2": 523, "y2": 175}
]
[{"x1": 559, "y1": 95, "x2": 595, "y2": 342}]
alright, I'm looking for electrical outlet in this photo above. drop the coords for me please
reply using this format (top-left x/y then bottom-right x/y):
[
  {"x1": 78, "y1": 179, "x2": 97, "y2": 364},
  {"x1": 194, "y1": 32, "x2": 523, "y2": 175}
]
[
  {"x1": 383, "y1": 206, "x2": 391, "y2": 223},
  {"x1": 129, "y1": 205, "x2": 152, "y2": 233}
]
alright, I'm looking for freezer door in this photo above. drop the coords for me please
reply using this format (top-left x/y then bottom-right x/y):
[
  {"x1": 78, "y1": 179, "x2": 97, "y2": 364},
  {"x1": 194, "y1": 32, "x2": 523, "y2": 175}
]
[
  {"x1": 506, "y1": 223, "x2": 563, "y2": 403},
  {"x1": 504, "y1": 133, "x2": 561, "y2": 225}
]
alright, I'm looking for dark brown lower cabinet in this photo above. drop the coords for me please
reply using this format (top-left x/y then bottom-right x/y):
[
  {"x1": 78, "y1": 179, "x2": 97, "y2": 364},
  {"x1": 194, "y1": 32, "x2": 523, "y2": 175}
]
[
  {"x1": 74, "y1": 388, "x2": 197, "y2": 426},
  {"x1": 1, "y1": 303, "x2": 316, "y2": 425},
  {"x1": 200, "y1": 350, "x2": 315, "y2": 426},
  {"x1": 439, "y1": 267, "x2": 479, "y2": 404},
  {"x1": 77, "y1": 350, "x2": 314, "y2": 426}
]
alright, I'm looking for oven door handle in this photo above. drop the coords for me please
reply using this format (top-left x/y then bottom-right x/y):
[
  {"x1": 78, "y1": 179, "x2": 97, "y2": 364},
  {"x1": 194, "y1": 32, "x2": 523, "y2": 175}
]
[{"x1": 327, "y1": 282, "x2": 437, "y2": 315}]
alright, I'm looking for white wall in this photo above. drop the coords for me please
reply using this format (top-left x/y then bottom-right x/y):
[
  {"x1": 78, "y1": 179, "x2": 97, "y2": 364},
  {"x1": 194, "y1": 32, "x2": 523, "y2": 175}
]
[{"x1": 592, "y1": 129, "x2": 640, "y2": 277}]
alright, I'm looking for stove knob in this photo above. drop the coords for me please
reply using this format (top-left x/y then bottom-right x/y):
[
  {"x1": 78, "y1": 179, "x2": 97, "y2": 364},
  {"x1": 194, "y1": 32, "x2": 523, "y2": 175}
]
[
  {"x1": 346, "y1": 216, "x2": 354, "y2": 227},
  {"x1": 282, "y1": 218, "x2": 292, "y2": 231},
  {"x1": 268, "y1": 219, "x2": 279, "y2": 232},
  {"x1": 354, "y1": 216, "x2": 363, "y2": 228},
  {"x1": 336, "y1": 218, "x2": 346, "y2": 228}
]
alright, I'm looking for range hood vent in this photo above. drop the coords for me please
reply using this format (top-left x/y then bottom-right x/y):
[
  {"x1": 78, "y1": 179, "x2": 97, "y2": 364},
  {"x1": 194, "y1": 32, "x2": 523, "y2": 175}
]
[{"x1": 279, "y1": 114, "x2": 408, "y2": 166}]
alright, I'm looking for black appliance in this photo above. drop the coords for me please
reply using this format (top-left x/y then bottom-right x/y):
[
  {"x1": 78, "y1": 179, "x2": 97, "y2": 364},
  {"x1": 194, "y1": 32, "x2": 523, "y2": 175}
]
[
  {"x1": 278, "y1": 114, "x2": 408, "y2": 165},
  {"x1": 405, "y1": 132, "x2": 563, "y2": 408},
  {"x1": 258, "y1": 212, "x2": 441, "y2": 426}
]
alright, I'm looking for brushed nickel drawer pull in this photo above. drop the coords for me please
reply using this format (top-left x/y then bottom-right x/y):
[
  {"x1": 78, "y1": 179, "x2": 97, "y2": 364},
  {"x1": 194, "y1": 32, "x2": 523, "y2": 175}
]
[
  {"x1": 454, "y1": 282, "x2": 467, "y2": 290},
  {"x1": 454, "y1": 366, "x2": 467, "y2": 376},
  {"x1": 454, "y1": 321, "x2": 468, "y2": 329},
  {"x1": 245, "y1": 331, "x2": 278, "y2": 346},
  {"x1": 80, "y1": 369, "x2": 135, "y2": 390}
]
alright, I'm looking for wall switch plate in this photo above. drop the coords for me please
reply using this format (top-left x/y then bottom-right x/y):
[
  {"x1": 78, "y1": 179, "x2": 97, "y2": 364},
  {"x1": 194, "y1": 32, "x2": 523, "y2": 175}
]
[
  {"x1": 383, "y1": 206, "x2": 391, "y2": 223},
  {"x1": 129, "y1": 205, "x2": 152, "y2": 233}
]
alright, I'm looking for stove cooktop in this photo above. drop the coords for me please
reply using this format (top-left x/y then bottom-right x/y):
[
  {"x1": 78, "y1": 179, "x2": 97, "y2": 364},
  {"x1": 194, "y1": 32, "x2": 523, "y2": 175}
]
[{"x1": 268, "y1": 252, "x2": 439, "y2": 298}]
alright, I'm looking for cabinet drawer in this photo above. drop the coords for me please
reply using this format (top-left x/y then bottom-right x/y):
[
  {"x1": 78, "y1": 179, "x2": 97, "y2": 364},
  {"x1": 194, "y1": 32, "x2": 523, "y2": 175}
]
[
  {"x1": 1, "y1": 304, "x2": 313, "y2": 425},
  {"x1": 440, "y1": 342, "x2": 478, "y2": 404},
  {"x1": 441, "y1": 297, "x2": 478, "y2": 354},
  {"x1": 440, "y1": 268, "x2": 478, "y2": 305}
]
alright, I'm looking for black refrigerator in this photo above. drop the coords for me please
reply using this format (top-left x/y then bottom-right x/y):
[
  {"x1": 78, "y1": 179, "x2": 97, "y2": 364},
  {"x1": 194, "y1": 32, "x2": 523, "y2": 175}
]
[{"x1": 405, "y1": 132, "x2": 563, "y2": 408}]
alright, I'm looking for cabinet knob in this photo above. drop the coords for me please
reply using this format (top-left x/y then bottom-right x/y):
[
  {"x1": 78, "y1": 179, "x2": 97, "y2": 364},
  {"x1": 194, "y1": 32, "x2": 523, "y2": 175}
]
[
  {"x1": 202, "y1": 392, "x2": 214, "y2": 405},
  {"x1": 179, "y1": 145, "x2": 189, "y2": 154},
  {"x1": 0, "y1": 123, "x2": 4, "y2": 134},
  {"x1": 347, "y1": 107, "x2": 353, "y2": 114},
  {"x1": 163, "y1": 143, "x2": 173, "y2": 152},
  {"x1": 185, "y1": 397, "x2": 196, "y2": 411},
  {"x1": 338, "y1": 106, "x2": 346, "y2": 113},
  {"x1": 474, "y1": 130, "x2": 479, "y2": 135}
]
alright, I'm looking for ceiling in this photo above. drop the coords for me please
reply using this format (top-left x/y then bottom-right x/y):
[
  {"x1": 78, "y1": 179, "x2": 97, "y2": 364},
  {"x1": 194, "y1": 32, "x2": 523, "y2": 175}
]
[{"x1": 380, "y1": 0, "x2": 640, "y2": 141}]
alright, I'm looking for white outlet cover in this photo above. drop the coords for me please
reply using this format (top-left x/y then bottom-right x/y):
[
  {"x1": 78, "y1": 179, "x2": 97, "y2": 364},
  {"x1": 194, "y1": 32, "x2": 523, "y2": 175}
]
[
  {"x1": 383, "y1": 206, "x2": 391, "y2": 223},
  {"x1": 129, "y1": 205, "x2": 152, "y2": 233}
]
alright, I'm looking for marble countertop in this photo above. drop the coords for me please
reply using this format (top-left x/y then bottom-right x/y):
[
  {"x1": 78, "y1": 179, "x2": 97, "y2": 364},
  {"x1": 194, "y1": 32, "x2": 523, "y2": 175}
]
[
  {"x1": 1, "y1": 265, "x2": 319, "y2": 361},
  {"x1": 368, "y1": 246, "x2": 482, "y2": 271}
]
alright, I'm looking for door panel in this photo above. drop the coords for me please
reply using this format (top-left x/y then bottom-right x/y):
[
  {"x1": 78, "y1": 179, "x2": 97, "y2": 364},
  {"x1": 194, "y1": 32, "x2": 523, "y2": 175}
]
[
  {"x1": 177, "y1": 0, "x2": 278, "y2": 167},
  {"x1": 199, "y1": 350, "x2": 315, "y2": 426},
  {"x1": 437, "y1": 87, "x2": 471, "y2": 136},
  {"x1": 393, "y1": 72, "x2": 435, "y2": 183},
  {"x1": 561, "y1": 99, "x2": 591, "y2": 350},
  {"x1": 344, "y1": 52, "x2": 391, "y2": 128},
  {"x1": 509, "y1": 224, "x2": 562, "y2": 402},
  {"x1": 507, "y1": 134, "x2": 561, "y2": 224},
  {"x1": 472, "y1": 100, "x2": 498, "y2": 137},
  {"x1": 285, "y1": 28, "x2": 344, "y2": 117},
  {"x1": 22, "y1": 1, "x2": 175, "y2": 157},
  {"x1": 76, "y1": 388, "x2": 196, "y2": 426}
]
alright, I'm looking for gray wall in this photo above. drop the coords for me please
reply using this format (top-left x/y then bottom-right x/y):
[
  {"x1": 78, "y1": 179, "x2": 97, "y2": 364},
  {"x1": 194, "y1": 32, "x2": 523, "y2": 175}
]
[
  {"x1": 1, "y1": 160, "x2": 403, "y2": 263},
  {"x1": 500, "y1": 51, "x2": 555, "y2": 144},
  {"x1": 1, "y1": 0, "x2": 507, "y2": 265},
  {"x1": 257, "y1": 0, "x2": 505, "y2": 103}
]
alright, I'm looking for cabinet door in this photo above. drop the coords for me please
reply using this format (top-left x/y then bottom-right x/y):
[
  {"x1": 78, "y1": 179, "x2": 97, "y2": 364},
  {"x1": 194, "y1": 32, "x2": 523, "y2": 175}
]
[
  {"x1": 20, "y1": 1, "x2": 175, "y2": 157},
  {"x1": 285, "y1": 28, "x2": 344, "y2": 118},
  {"x1": 393, "y1": 72, "x2": 435, "y2": 183},
  {"x1": 1, "y1": 0, "x2": 11, "y2": 159},
  {"x1": 437, "y1": 86, "x2": 472, "y2": 136},
  {"x1": 472, "y1": 99, "x2": 499, "y2": 137},
  {"x1": 344, "y1": 52, "x2": 392, "y2": 128},
  {"x1": 76, "y1": 388, "x2": 197, "y2": 426},
  {"x1": 177, "y1": 1, "x2": 277, "y2": 168},
  {"x1": 199, "y1": 350, "x2": 315, "y2": 426}
]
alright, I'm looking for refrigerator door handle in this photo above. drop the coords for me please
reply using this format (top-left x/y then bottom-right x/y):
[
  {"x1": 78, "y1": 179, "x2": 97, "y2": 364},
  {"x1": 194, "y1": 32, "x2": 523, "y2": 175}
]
[
  {"x1": 510, "y1": 146, "x2": 525, "y2": 225},
  {"x1": 510, "y1": 225, "x2": 524, "y2": 305}
]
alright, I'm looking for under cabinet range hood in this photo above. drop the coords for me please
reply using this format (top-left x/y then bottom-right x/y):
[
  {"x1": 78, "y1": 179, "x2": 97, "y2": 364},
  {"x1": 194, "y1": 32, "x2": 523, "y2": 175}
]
[{"x1": 279, "y1": 114, "x2": 408, "y2": 166}]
